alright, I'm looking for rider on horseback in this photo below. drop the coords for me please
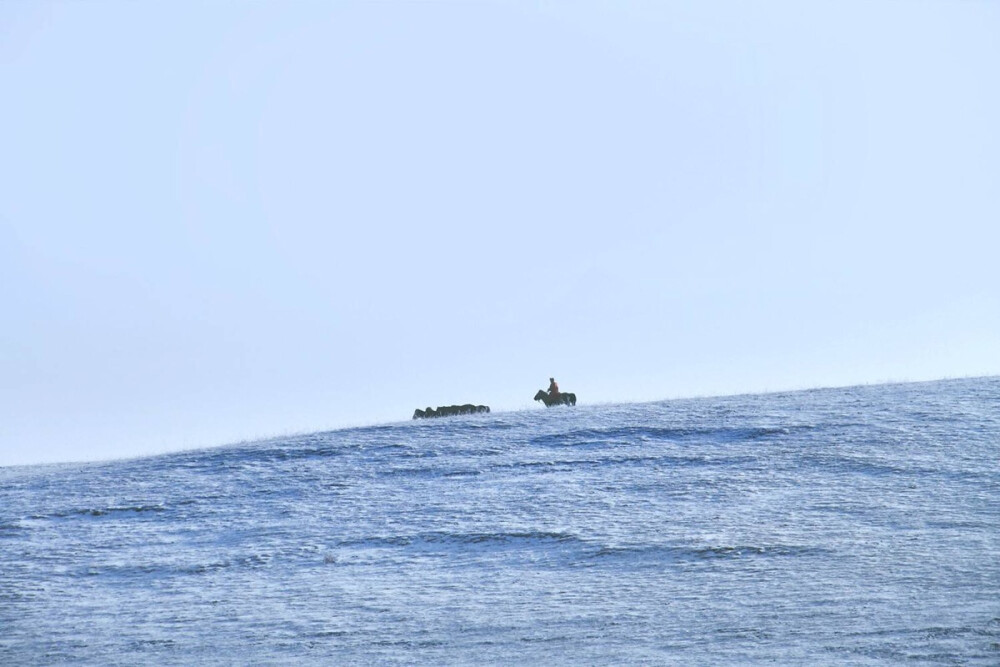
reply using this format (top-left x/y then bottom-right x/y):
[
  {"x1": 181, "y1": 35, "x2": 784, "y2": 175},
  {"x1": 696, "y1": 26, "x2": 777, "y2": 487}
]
[{"x1": 534, "y1": 381, "x2": 576, "y2": 407}]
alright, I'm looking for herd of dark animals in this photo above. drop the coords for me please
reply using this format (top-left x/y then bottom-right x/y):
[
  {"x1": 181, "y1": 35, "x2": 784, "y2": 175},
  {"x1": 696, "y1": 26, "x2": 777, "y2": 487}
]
[
  {"x1": 412, "y1": 387, "x2": 578, "y2": 419},
  {"x1": 413, "y1": 404, "x2": 491, "y2": 419}
]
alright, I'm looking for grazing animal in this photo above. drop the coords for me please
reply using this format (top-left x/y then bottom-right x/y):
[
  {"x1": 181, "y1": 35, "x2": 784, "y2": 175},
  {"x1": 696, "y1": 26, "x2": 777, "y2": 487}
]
[
  {"x1": 534, "y1": 389, "x2": 577, "y2": 407},
  {"x1": 413, "y1": 404, "x2": 490, "y2": 419}
]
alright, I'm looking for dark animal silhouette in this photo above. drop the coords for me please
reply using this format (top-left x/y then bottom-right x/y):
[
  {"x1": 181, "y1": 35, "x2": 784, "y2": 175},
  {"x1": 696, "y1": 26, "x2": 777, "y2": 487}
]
[
  {"x1": 413, "y1": 404, "x2": 490, "y2": 419},
  {"x1": 534, "y1": 389, "x2": 577, "y2": 407}
]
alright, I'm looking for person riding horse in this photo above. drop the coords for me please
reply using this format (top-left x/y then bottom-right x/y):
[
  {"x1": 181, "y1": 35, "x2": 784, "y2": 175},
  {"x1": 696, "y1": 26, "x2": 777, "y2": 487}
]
[{"x1": 534, "y1": 381, "x2": 576, "y2": 407}]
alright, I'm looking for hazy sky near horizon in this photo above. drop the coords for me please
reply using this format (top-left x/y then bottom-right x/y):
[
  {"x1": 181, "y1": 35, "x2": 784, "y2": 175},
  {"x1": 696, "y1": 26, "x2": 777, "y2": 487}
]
[{"x1": 2, "y1": 1, "x2": 999, "y2": 466}]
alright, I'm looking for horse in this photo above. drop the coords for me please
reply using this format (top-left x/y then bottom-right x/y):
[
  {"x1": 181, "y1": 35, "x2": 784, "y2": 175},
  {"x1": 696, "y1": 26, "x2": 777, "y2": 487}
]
[{"x1": 533, "y1": 389, "x2": 577, "y2": 407}]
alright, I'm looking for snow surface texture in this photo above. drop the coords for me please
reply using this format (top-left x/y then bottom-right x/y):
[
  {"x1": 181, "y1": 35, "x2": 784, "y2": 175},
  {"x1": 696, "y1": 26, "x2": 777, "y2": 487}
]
[{"x1": 2, "y1": 377, "x2": 999, "y2": 664}]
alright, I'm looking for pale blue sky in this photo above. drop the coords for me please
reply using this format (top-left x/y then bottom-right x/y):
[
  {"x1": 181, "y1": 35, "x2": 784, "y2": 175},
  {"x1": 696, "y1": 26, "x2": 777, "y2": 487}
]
[{"x1": 2, "y1": 1, "x2": 998, "y2": 466}]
